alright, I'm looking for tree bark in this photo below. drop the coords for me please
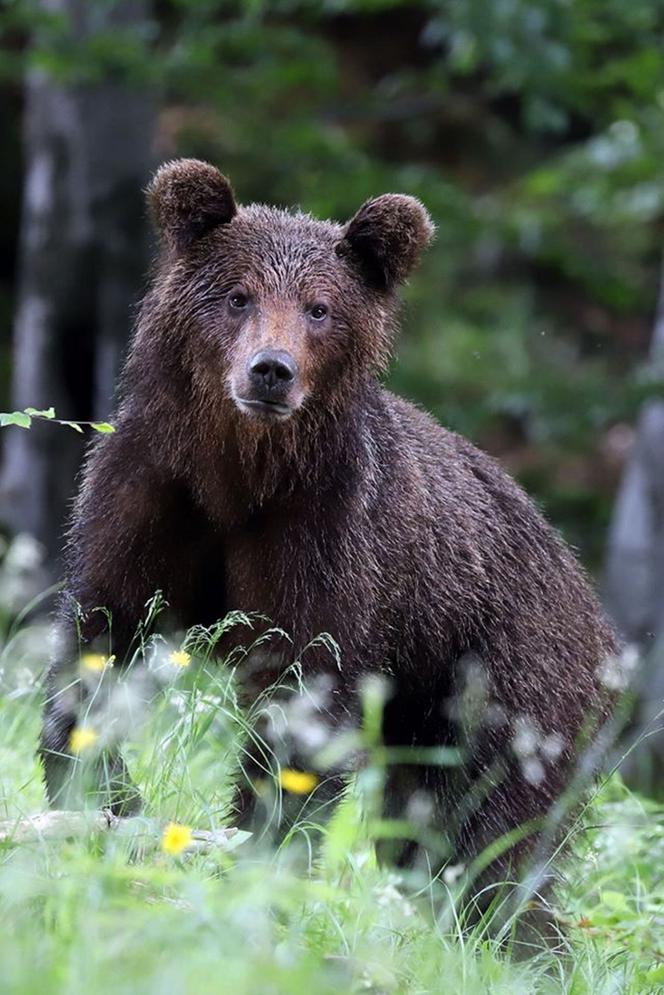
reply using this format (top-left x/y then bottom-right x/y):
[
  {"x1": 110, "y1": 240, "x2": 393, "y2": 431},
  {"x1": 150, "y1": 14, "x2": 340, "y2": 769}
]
[
  {"x1": 604, "y1": 257, "x2": 664, "y2": 794},
  {"x1": 0, "y1": 0, "x2": 155, "y2": 566}
]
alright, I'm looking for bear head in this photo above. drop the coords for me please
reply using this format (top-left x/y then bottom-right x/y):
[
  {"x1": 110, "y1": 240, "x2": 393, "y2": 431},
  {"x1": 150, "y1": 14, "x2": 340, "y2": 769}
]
[{"x1": 142, "y1": 158, "x2": 434, "y2": 431}]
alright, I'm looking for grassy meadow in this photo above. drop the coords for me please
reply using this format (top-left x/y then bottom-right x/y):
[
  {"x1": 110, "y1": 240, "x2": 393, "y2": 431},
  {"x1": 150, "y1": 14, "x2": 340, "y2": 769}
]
[{"x1": 0, "y1": 553, "x2": 662, "y2": 995}]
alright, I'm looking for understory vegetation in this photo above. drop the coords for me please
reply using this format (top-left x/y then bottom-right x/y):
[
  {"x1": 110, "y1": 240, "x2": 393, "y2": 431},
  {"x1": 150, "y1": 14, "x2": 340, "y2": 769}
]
[{"x1": 0, "y1": 563, "x2": 662, "y2": 994}]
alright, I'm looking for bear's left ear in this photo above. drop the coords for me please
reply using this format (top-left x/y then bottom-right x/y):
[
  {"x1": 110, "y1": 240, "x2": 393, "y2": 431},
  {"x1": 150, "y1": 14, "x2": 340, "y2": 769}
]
[
  {"x1": 337, "y1": 194, "x2": 435, "y2": 290},
  {"x1": 147, "y1": 158, "x2": 237, "y2": 252}
]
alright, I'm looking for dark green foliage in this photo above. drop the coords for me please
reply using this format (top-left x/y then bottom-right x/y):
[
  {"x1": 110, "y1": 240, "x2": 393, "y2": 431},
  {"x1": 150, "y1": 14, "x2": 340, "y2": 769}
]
[{"x1": 1, "y1": 0, "x2": 664, "y2": 564}]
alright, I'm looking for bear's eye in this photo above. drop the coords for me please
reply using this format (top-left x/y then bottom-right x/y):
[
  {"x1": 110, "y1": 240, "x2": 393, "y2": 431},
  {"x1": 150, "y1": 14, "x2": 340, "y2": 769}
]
[
  {"x1": 228, "y1": 292, "x2": 249, "y2": 311},
  {"x1": 309, "y1": 304, "x2": 328, "y2": 321}
]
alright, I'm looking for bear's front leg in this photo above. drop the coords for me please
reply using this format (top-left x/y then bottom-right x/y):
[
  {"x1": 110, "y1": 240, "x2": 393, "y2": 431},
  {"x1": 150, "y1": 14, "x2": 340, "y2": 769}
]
[
  {"x1": 230, "y1": 664, "x2": 358, "y2": 844},
  {"x1": 39, "y1": 436, "x2": 211, "y2": 813}
]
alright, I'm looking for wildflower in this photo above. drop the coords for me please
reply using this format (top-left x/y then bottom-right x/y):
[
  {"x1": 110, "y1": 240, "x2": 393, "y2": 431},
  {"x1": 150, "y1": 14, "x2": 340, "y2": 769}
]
[
  {"x1": 81, "y1": 653, "x2": 114, "y2": 673},
  {"x1": 162, "y1": 822, "x2": 193, "y2": 855},
  {"x1": 522, "y1": 756, "x2": 545, "y2": 785},
  {"x1": 169, "y1": 649, "x2": 192, "y2": 668},
  {"x1": 511, "y1": 715, "x2": 540, "y2": 758},
  {"x1": 6, "y1": 533, "x2": 44, "y2": 571},
  {"x1": 69, "y1": 727, "x2": 98, "y2": 753},
  {"x1": 442, "y1": 862, "x2": 466, "y2": 886},
  {"x1": 375, "y1": 880, "x2": 415, "y2": 917},
  {"x1": 540, "y1": 731, "x2": 565, "y2": 761},
  {"x1": 279, "y1": 769, "x2": 319, "y2": 795},
  {"x1": 599, "y1": 644, "x2": 639, "y2": 692}
]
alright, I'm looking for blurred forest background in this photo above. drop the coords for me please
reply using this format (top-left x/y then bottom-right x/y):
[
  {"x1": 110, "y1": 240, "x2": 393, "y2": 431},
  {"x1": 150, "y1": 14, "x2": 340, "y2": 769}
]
[{"x1": 0, "y1": 1, "x2": 663, "y2": 782}]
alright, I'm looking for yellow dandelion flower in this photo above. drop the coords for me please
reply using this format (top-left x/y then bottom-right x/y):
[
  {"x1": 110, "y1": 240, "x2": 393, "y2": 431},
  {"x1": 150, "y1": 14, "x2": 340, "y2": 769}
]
[
  {"x1": 161, "y1": 822, "x2": 193, "y2": 855},
  {"x1": 279, "y1": 769, "x2": 319, "y2": 795},
  {"x1": 81, "y1": 653, "x2": 115, "y2": 672},
  {"x1": 169, "y1": 649, "x2": 192, "y2": 668},
  {"x1": 69, "y1": 727, "x2": 98, "y2": 753}
]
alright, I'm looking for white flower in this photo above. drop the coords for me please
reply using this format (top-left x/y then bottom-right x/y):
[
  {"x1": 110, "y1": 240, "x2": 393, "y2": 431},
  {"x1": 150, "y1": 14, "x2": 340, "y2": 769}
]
[
  {"x1": 541, "y1": 732, "x2": 565, "y2": 761},
  {"x1": 442, "y1": 863, "x2": 465, "y2": 885},
  {"x1": 374, "y1": 879, "x2": 415, "y2": 918},
  {"x1": 522, "y1": 756, "x2": 546, "y2": 785},
  {"x1": 5, "y1": 533, "x2": 44, "y2": 572},
  {"x1": 512, "y1": 716, "x2": 541, "y2": 757},
  {"x1": 599, "y1": 645, "x2": 640, "y2": 692}
]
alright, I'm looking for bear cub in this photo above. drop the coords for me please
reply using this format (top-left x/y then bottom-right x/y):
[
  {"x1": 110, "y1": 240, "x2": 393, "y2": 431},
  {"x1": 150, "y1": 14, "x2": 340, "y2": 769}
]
[{"x1": 41, "y1": 159, "x2": 617, "y2": 912}]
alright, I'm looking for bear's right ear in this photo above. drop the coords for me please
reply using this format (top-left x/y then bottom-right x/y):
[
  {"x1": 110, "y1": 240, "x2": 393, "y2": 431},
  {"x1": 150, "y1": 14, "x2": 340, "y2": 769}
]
[{"x1": 147, "y1": 159, "x2": 237, "y2": 252}]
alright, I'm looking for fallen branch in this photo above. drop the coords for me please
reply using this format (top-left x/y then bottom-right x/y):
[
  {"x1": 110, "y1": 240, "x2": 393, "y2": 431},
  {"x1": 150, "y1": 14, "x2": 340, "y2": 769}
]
[{"x1": 0, "y1": 809, "x2": 249, "y2": 854}]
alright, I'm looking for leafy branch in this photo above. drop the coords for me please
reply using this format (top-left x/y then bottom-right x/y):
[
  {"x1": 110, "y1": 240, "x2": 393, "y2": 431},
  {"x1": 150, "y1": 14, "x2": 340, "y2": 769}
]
[{"x1": 0, "y1": 407, "x2": 114, "y2": 434}]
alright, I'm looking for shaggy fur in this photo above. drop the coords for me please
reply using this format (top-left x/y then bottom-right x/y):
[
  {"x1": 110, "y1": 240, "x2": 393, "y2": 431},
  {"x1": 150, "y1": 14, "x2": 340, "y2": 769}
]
[{"x1": 41, "y1": 159, "x2": 617, "y2": 911}]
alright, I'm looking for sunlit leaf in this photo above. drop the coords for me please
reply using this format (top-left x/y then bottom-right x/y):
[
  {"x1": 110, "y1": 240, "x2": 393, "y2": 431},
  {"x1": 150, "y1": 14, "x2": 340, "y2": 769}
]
[
  {"x1": 24, "y1": 407, "x2": 56, "y2": 419},
  {"x1": 0, "y1": 411, "x2": 32, "y2": 429}
]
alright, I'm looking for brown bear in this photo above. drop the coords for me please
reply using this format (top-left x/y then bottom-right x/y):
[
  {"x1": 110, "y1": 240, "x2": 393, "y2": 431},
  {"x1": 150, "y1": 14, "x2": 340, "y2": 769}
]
[{"x1": 41, "y1": 158, "x2": 617, "y2": 920}]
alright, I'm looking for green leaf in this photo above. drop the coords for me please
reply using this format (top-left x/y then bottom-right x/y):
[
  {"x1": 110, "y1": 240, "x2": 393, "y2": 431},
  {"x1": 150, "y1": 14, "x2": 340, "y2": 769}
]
[
  {"x1": 601, "y1": 890, "x2": 630, "y2": 912},
  {"x1": 24, "y1": 407, "x2": 56, "y2": 419},
  {"x1": 90, "y1": 422, "x2": 115, "y2": 434},
  {"x1": 645, "y1": 965, "x2": 664, "y2": 985},
  {"x1": 0, "y1": 411, "x2": 32, "y2": 429},
  {"x1": 60, "y1": 421, "x2": 84, "y2": 434}
]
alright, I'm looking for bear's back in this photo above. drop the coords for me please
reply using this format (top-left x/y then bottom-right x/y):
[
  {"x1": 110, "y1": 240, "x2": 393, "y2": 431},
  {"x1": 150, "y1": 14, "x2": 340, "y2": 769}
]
[{"x1": 369, "y1": 387, "x2": 616, "y2": 708}]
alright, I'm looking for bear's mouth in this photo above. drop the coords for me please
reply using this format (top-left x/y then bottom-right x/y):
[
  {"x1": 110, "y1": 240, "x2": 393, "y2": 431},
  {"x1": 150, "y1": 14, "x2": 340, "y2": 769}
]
[{"x1": 235, "y1": 397, "x2": 293, "y2": 420}]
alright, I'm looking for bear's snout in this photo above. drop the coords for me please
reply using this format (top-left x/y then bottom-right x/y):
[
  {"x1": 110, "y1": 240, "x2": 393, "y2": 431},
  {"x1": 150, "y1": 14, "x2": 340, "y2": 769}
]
[
  {"x1": 249, "y1": 349, "x2": 297, "y2": 391},
  {"x1": 234, "y1": 348, "x2": 301, "y2": 419}
]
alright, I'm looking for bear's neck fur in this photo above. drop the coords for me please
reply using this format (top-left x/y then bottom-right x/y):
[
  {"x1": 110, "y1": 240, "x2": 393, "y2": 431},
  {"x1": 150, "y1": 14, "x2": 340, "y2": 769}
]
[
  {"x1": 123, "y1": 355, "x2": 374, "y2": 530},
  {"x1": 193, "y1": 389, "x2": 372, "y2": 526}
]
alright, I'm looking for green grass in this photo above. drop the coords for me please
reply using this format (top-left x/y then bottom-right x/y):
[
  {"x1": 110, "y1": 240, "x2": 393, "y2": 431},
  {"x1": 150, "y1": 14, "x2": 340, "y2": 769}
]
[{"x1": 0, "y1": 618, "x2": 663, "y2": 995}]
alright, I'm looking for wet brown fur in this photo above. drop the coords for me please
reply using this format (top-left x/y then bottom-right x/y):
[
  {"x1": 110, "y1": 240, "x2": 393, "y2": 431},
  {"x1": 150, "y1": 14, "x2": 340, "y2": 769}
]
[{"x1": 42, "y1": 159, "x2": 617, "y2": 912}]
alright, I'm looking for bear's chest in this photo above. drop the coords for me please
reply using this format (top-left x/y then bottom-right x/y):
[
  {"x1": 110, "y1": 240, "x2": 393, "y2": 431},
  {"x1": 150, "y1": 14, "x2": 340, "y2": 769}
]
[
  {"x1": 173, "y1": 486, "x2": 379, "y2": 663},
  {"x1": 221, "y1": 516, "x2": 332, "y2": 635}
]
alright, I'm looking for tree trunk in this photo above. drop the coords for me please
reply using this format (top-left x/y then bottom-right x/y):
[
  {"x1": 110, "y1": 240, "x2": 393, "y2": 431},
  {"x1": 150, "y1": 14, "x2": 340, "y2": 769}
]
[
  {"x1": 604, "y1": 257, "x2": 664, "y2": 794},
  {"x1": 0, "y1": 0, "x2": 155, "y2": 567}
]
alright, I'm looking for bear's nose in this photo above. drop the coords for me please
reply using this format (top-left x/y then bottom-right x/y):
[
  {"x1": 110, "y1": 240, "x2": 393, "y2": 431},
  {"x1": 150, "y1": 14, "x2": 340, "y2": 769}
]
[{"x1": 248, "y1": 349, "x2": 298, "y2": 390}]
